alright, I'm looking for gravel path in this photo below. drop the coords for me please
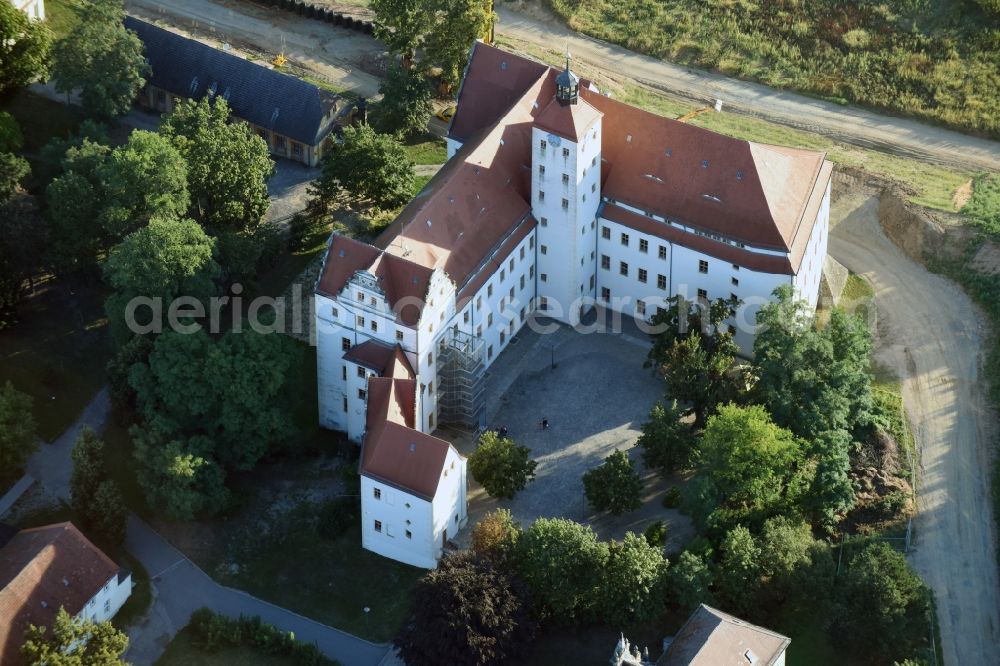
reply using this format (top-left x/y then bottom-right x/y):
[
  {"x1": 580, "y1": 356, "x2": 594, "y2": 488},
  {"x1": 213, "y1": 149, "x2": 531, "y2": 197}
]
[{"x1": 829, "y1": 192, "x2": 1000, "y2": 666}]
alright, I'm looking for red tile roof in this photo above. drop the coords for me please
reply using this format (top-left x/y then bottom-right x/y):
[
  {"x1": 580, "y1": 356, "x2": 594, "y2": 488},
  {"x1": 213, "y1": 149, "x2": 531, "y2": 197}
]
[
  {"x1": 658, "y1": 604, "x2": 790, "y2": 666},
  {"x1": 533, "y1": 96, "x2": 603, "y2": 142},
  {"x1": 0, "y1": 523, "x2": 121, "y2": 666},
  {"x1": 343, "y1": 340, "x2": 415, "y2": 378}
]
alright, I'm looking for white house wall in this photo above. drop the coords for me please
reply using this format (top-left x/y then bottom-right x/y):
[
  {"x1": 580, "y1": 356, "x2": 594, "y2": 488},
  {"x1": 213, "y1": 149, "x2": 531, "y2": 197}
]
[
  {"x1": 76, "y1": 573, "x2": 131, "y2": 624},
  {"x1": 361, "y1": 475, "x2": 436, "y2": 568},
  {"x1": 446, "y1": 137, "x2": 463, "y2": 160},
  {"x1": 431, "y1": 447, "x2": 467, "y2": 552},
  {"x1": 792, "y1": 181, "x2": 831, "y2": 311}
]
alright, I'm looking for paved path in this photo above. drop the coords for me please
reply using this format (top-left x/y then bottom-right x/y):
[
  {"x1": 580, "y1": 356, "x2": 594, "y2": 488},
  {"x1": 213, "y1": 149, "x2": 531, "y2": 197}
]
[
  {"x1": 0, "y1": 476, "x2": 35, "y2": 517},
  {"x1": 829, "y1": 192, "x2": 1000, "y2": 666},
  {"x1": 21, "y1": 388, "x2": 389, "y2": 666}
]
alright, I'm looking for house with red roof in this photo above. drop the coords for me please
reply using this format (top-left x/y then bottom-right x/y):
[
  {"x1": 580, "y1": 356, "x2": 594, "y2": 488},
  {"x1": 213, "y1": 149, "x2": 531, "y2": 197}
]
[
  {"x1": 0, "y1": 522, "x2": 133, "y2": 664},
  {"x1": 314, "y1": 42, "x2": 831, "y2": 568}
]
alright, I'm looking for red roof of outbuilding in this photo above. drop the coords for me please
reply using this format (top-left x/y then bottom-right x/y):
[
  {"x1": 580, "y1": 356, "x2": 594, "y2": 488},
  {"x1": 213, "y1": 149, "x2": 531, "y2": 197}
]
[{"x1": 0, "y1": 523, "x2": 122, "y2": 666}]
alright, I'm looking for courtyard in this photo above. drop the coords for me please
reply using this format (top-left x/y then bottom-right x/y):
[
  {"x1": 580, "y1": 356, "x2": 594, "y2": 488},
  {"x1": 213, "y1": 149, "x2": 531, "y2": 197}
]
[{"x1": 448, "y1": 312, "x2": 695, "y2": 551}]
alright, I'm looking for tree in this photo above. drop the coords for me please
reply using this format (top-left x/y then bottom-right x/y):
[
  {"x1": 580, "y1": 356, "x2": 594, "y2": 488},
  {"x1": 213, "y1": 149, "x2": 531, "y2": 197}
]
[
  {"x1": 809, "y1": 428, "x2": 855, "y2": 525},
  {"x1": 0, "y1": 112, "x2": 23, "y2": 152},
  {"x1": 394, "y1": 551, "x2": 535, "y2": 666},
  {"x1": 159, "y1": 97, "x2": 273, "y2": 235},
  {"x1": 685, "y1": 404, "x2": 810, "y2": 532},
  {"x1": 97, "y1": 130, "x2": 190, "y2": 239},
  {"x1": 45, "y1": 139, "x2": 111, "y2": 272},
  {"x1": 131, "y1": 428, "x2": 229, "y2": 521},
  {"x1": 599, "y1": 533, "x2": 669, "y2": 626},
  {"x1": 713, "y1": 525, "x2": 760, "y2": 617},
  {"x1": 835, "y1": 543, "x2": 931, "y2": 663},
  {"x1": 757, "y1": 516, "x2": 834, "y2": 608},
  {"x1": 21, "y1": 607, "x2": 128, "y2": 665},
  {"x1": 583, "y1": 449, "x2": 642, "y2": 515},
  {"x1": 36, "y1": 119, "x2": 109, "y2": 187},
  {"x1": 90, "y1": 481, "x2": 128, "y2": 545},
  {"x1": 70, "y1": 428, "x2": 127, "y2": 545},
  {"x1": 668, "y1": 550, "x2": 713, "y2": 613},
  {"x1": 638, "y1": 399, "x2": 696, "y2": 475},
  {"x1": 468, "y1": 430, "x2": 537, "y2": 500},
  {"x1": 50, "y1": 0, "x2": 148, "y2": 119},
  {"x1": 0, "y1": 151, "x2": 29, "y2": 201},
  {"x1": 0, "y1": 381, "x2": 37, "y2": 473},
  {"x1": 516, "y1": 518, "x2": 608, "y2": 623},
  {"x1": 422, "y1": 0, "x2": 495, "y2": 91},
  {"x1": 0, "y1": 2, "x2": 52, "y2": 96},
  {"x1": 375, "y1": 65, "x2": 433, "y2": 138},
  {"x1": 0, "y1": 193, "x2": 47, "y2": 314},
  {"x1": 103, "y1": 217, "x2": 220, "y2": 344},
  {"x1": 313, "y1": 124, "x2": 414, "y2": 210},
  {"x1": 371, "y1": 0, "x2": 432, "y2": 64},
  {"x1": 470, "y1": 508, "x2": 521, "y2": 564}
]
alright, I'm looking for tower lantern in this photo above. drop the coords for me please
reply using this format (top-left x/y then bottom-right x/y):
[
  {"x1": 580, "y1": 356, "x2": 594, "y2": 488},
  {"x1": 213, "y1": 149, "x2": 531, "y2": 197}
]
[{"x1": 555, "y1": 51, "x2": 579, "y2": 106}]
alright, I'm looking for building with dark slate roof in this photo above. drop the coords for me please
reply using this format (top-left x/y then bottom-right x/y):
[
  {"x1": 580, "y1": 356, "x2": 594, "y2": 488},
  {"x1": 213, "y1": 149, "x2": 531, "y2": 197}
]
[{"x1": 125, "y1": 16, "x2": 340, "y2": 166}]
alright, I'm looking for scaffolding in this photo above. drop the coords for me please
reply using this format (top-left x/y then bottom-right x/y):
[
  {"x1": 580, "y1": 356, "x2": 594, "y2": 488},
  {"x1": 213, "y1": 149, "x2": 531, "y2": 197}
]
[{"x1": 437, "y1": 329, "x2": 486, "y2": 430}]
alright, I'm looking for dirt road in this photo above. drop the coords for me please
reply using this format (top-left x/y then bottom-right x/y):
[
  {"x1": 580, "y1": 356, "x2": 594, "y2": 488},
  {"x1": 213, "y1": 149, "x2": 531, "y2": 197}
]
[{"x1": 829, "y1": 190, "x2": 1000, "y2": 666}]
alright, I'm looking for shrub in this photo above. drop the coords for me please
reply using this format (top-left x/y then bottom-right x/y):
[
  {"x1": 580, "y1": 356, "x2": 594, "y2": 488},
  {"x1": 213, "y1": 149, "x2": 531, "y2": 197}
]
[
  {"x1": 583, "y1": 449, "x2": 643, "y2": 515},
  {"x1": 643, "y1": 520, "x2": 667, "y2": 548},
  {"x1": 189, "y1": 608, "x2": 339, "y2": 665},
  {"x1": 662, "y1": 485, "x2": 682, "y2": 508}
]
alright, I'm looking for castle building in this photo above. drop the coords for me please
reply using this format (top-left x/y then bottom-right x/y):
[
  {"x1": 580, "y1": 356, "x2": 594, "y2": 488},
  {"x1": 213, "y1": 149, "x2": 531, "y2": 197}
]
[{"x1": 314, "y1": 43, "x2": 832, "y2": 567}]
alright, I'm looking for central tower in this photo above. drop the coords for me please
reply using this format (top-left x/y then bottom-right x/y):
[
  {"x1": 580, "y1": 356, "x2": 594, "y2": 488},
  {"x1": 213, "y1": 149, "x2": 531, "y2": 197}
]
[{"x1": 530, "y1": 56, "x2": 603, "y2": 324}]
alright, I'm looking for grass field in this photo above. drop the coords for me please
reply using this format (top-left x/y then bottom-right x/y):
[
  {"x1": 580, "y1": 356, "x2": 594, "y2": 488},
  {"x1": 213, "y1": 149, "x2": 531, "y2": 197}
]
[
  {"x1": 155, "y1": 626, "x2": 299, "y2": 666},
  {"x1": 401, "y1": 135, "x2": 447, "y2": 165},
  {"x1": 543, "y1": 0, "x2": 1000, "y2": 138}
]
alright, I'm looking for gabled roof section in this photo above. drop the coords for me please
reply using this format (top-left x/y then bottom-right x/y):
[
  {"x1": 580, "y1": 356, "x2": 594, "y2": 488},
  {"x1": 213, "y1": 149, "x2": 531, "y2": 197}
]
[
  {"x1": 534, "y1": 95, "x2": 602, "y2": 142},
  {"x1": 374, "y1": 69, "x2": 553, "y2": 292},
  {"x1": 316, "y1": 234, "x2": 433, "y2": 326},
  {"x1": 343, "y1": 340, "x2": 415, "y2": 378},
  {"x1": 658, "y1": 604, "x2": 790, "y2": 666},
  {"x1": 0, "y1": 523, "x2": 121, "y2": 666},
  {"x1": 582, "y1": 88, "x2": 828, "y2": 253},
  {"x1": 125, "y1": 16, "x2": 339, "y2": 146},
  {"x1": 449, "y1": 42, "x2": 549, "y2": 142}
]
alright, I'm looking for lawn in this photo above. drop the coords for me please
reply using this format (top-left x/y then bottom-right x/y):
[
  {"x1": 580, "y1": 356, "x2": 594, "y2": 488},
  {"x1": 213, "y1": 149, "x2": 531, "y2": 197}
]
[
  {"x1": 402, "y1": 134, "x2": 447, "y2": 165},
  {"x1": 155, "y1": 626, "x2": 299, "y2": 666},
  {"x1": 0, "y1": 276, "x2": 111, "y2": 442},
  {"x1": 543, "y1": 0, "x2": 1000, "y2": 138}
]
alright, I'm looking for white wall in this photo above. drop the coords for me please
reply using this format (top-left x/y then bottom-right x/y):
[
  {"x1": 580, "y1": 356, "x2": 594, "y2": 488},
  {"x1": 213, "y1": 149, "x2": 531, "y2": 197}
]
[
  {"x1": 75, "y1": 573, "x2": 131, "y2": 624},
  {"x1": 432, "y1": 447, "x2": 468, "y2": 551},
  {"x1": 792, "y1": 181, "x2": 830, "y2": 311},
  {"x1": 531, "y1": 121, "x2": 602, "y2": 323},
  {"x1": 595, "y1": 219, "x2": 673, "y2": 320},
  {"x1": 446, "y1": 137, "x2": 463, "y2": 160}
]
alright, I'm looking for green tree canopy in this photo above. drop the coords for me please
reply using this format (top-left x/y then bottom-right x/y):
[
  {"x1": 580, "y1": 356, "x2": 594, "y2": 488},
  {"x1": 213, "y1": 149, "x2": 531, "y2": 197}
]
[
  {"x1": 638, "y1": 399, "x2": 696, "y2": 475},
  {"x1": 468, "y1": 430, "x2": 537, "y2": 500},
  {"x1": 471, "y1": 508, "x2": 521, "y2": 564},
  {"x1": 131, "y1": 428, "x2": 229, "y2": 521},
  {"x1": 97, "y1": 130, "x2": 190, "y2": 238},
  {"x1": 713, "y1": 525, "x2": 761, "y2": 617},
  {"x1": 50, "y1": 0, "x2": 148, "y2": 119},
  {"x1": 314, "y1": 124, "x2": 414, "y2": 210},
  {"x1": 0, "y1": 2, "x2": 52, "y2": 96},
  {"x1": 70, "y1": 428, "x2": 127, "y2": 545},
  {"x1": 20, "y1": 606, "x2": 128, "y2": 665},
  {"x1": 757, "y1": 515, "x2": 834, "y2": 607},
  {"x1": 685, "y1": 403, "x2": 811, "y2": 532},
  {"x1": 583, "y1": 449, "x2": 643, "y2": 515},
  {"x1": 375, "y1": 65, "x2": 434, "y2": 138},
  {"x1": 0, "y1": 192, "x2": 47, "y2": 314},
  {"x1": 45, "y1": 139, "x2": 111, "y2": 272},
  {"x1": 370, "y1": 0, "x2": 432, "y2": 62},
  {"x1": 516, "y1": 518, "x2": 609, "y2": 623},
  {"x1": 835, "y1": 542, "x2": 931, "y2": 663},
  {"x1": 0, "y1": 381, "x2": 36, "y2": 472},
  {"x1": 394, "y1": 551, "x2": 536, "y2": 666},
  {"x1": 0, "y1": 151, "x2": 30, "y2": 201},
  {"x1": 0, "y1": 111, "x2": 24, "y2": 152},
  {"x1": 668, "y1": 550, "x2": 713, "y2": 613},
  {"x1": 160, "y1": 96, "x2": 273, "y2": 235},
  {"x1": 599, "y1": 532, "x2": 669, "y2": 626},
  {"x1": 421, "y1": 0, "x2": 494, "y2": 91}
]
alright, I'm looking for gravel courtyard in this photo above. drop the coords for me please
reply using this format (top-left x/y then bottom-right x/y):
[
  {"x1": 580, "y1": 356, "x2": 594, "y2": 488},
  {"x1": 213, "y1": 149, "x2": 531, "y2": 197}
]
[{"x1": 454, "y1": 316, "x2": 695, "y2": 550}]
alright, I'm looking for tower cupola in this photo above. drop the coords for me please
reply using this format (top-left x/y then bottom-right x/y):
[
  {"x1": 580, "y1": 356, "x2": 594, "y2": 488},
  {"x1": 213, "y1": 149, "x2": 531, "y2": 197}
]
[{"x1": 555, "y1": 52, "x2": 579, "y2": 106}]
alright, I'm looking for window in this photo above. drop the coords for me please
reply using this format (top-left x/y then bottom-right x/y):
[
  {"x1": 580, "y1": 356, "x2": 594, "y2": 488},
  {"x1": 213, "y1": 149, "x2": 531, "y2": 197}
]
[
  {"x1": 562, "y1": 173, "x2": 570, "y2": 185},
  {"x1": 520, "y1": 246, "x2": 525, "y2": 259},
  {"x1": 592, "y1": 156, "x2": 597, "y2": 166},
  {"x1": 488, "y1": 345, "x2": 494, "y2": 359},
  {"x1": 500, "y1": 331, "x2": 506, "y2": 344},
  {"x1": 357, "y1": 315, "x2": 365, "y2": 326},
  {"x1": 731, "y1": 277, "x2": 739, "y2": 286},
  {"x1": 342, "y1": 366, "x2": 347, "y2": 381},
  {"x1": 342, "y1": 337, "x2": 352, "y2": 351},
  {"x1": 658, "y1": 245, "x2": 667, "y2": 260},
  {"x1": 104, "y1": 599, "x2": 111, "y2": 614},
  {"x1": 373, "y1": 487, "x2": 381, "y2": 499},
  {"x1": 619, "y1": 261, "x2": 628, "y2": 276},
  {"x1": 374, "y1": 520, "x2": 382, "y2": 533},
  {"x1": 500, "y1": 269, "x2": 506, "y2": 282},
  {"x1": 530, "y1": 237, "x2": 535, "y2": 249},
  {"x1": 477, "y1": 296, "x2": 483, "y2": 309},
  {"x1": 697, "y1": 288, "x2": 708, "y2": 299},
  {"x1": 276, "y1": 135, "x2": 286, "y2": 150},
  {"x1": 520, "y1": 275, "x2": 525, "y2": 289},
  {"x1": 358, "y1": 388, "x2": 367, "y2": 400},
  {"x1": 509, "y1": 258, "x2": 515, "y2": 272},
  {"x1": 292, "y1": 142, "x2": 302, "y2": 158},
  {"x1": 488, "y1": 313, "x2": 493, "y2": 327},
  {"x1": 638, "y1": 268, "x2": 648, "y2": 283},
  {"x1": 539, "y1": 191, "x2": 545, "y2": 202},
  {"x1": 601, "y1": 255, "x2": 610, "y2": 270},
  {"x1": 538, "y1": 164, "x2": 545, "y2": 175},
  {"x1": 509, "y1": 287, "x2": 515, "y2": 299},
  {"x1": 396, "y1": 330, "x2": 404, "y2": 342},
  {"x1": 637, "y1": 300, "x2": 646, "y2": 315},
  {"x1": 476, "y1": 325, "x2": 482, "y2": 337},
  {"x1": 562, "y1": 198, "x2": 569, "y2": 210},
  {"x1": 639, "y1": 239, "x2": 648, "y2": 253},
  {"x1": 357, "y1": 366, "x2": 366, "y2": 378},
  {"x1": 428, "y1": 352, "x2": 433, "y2": 365},
  {"x1": 540, "y1": 245, "x2": 548, "y2": 255},
  {"x1": 540, "y1": 139, "x2": 547, "y2": 151},
  {"x1": 356, "y1": 291, "x2": 364, "y2": 301},
  {"x1": 730, "y1": 293, "x2": 738, "y2": 302},
  {"x1": 592, "y1": 182, "x2": 597, "y2": 193},
  {"x1": 530, "y1": 265, "x2": 535, "y2": 278},
  {"x1": 488, "y1": 284, "x2": 493, "y2": 297},
  {"x1": 602, "y1": 226, "x2": 610, "y2": 239},
  {"x1": 464, "y1": 311, "x2": 470, "y2": 323},
  {"x1": 620, "y1": 233, "x2": 629, "y2": 246},
  {"x1": 589, "y1": 274, "x2": 595, "y2": 289},
  {"x1": 405, "y1": 530, "x2": 412, "y2": 539},
  {"x1": 343, "y1": 396, "x2": 348, "y2": 411},
  {"x1": 698, "y1": 260, "x2": 709, "y2": 274},
  {"x1": 541, "y1": 273, "x2": 547, "y2": 282},
  {"x1": 732, "y1": 263, "x2": 740, "y2": 271},
  {"x1": 562, "y1": 147, "x2": 570, "y2": 158},
  {"x1": 657, "y1": 274, "x2": 667, "y2": 290},
  {"x1": 601, "y1": 287, "x2": 611, "y2": 301},
  {"x1": 331, "y1": 307, "x2": 338, "y2": 318},
  {"x1": 371, "y1": 320, "x2": 378, "y2": 332},
  {"x1": 428, "y1": 381, "x2": 434, "y2": 394}
]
